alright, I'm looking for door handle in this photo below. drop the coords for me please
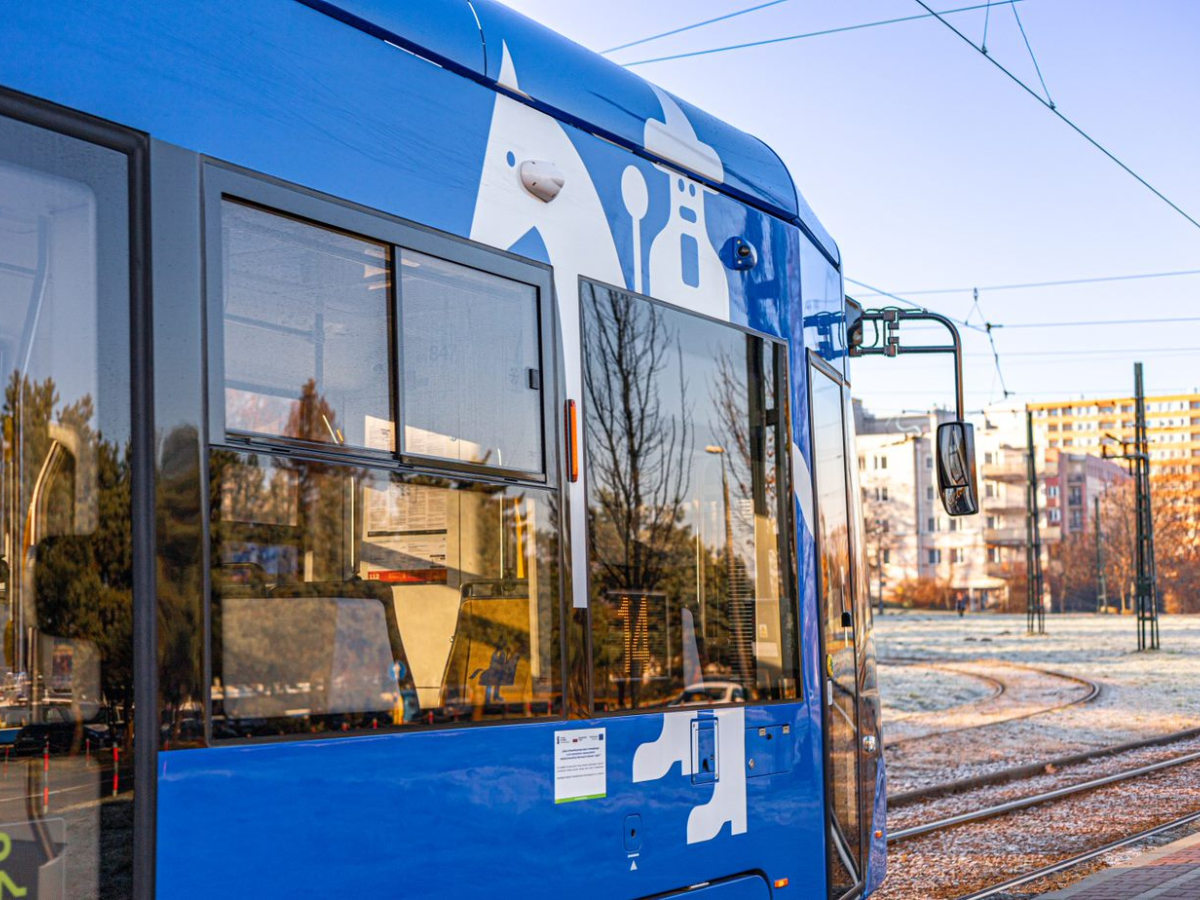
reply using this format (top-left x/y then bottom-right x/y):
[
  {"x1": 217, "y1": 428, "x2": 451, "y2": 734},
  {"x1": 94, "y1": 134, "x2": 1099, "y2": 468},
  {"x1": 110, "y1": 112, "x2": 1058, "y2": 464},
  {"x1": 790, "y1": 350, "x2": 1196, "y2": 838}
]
[{"x1": 862, "y1": 734, "x2": 878, "y2": 754}]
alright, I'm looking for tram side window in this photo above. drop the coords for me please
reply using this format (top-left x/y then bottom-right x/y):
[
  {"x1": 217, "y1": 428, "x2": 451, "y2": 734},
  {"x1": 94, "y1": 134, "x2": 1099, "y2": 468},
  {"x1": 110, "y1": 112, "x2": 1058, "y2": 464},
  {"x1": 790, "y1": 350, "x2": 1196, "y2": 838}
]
[
  {"x1": 0, "y1": 113, "x2": 137, "y2": 898},
  {"x1": 400, "y1": 251, "x2": 542, "y2": 474},
  {"x1": 221, "y1": 201, "x2": 394, "y2": 451},
  {"x1": 209, "y1": 451, "x2": 561, "y2": 736},
  {"x1": 581, "y1": 282, "x2": 799, "y2": 711}
]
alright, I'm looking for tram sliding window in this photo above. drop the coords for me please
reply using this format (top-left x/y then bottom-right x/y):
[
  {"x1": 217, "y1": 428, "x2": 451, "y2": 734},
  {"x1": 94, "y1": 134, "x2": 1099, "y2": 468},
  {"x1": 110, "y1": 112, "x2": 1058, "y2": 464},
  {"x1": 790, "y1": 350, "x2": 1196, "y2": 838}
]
[
  {"x1": 221, "y1": 201, "x2": 393, "y2": 452},
  {"x1": 209, "y1": 454, "x2": 560, "y2": 735},
  {"x1": 581, "y1": 282, "x2": 798, "y2": 711},
  {"x1": 209, "y1": 196, "x2": 560, "y2": 737}
]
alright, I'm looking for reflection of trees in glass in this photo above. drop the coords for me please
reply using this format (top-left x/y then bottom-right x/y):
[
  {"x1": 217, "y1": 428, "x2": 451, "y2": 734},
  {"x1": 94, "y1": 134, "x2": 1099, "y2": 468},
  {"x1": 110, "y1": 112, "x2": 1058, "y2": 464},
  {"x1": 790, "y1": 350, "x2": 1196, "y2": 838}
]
[
  {"x1": 2, "y1": 372, "x2": 134, "y2": 743},
  {"x1": 582, "y1": 289, "x2": 693, "y2": 594},
  {"x1": 158, "y1": 425, "x2": 206, "y2": 745}
]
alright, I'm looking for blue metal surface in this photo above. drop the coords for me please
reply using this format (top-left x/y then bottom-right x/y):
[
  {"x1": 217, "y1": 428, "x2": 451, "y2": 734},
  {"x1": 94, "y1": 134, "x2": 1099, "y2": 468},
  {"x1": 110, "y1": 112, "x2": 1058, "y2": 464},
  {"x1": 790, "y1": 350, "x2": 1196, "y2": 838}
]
[{"x1": 158, "y1": 706, "x2": 823, "y2": 899}]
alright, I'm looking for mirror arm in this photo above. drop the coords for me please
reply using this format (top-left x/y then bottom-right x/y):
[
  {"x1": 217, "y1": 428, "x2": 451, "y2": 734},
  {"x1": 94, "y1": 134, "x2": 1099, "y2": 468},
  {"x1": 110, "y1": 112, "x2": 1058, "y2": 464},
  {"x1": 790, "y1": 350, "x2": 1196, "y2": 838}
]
[{"x1": 846, "y1": 304, "x2": 966, "y2": 420}]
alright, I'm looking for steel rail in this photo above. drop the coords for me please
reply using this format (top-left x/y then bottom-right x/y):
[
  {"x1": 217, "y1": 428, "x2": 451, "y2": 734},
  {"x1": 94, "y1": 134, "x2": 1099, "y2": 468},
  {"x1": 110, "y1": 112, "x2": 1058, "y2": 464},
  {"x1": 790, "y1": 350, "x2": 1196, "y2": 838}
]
[
  {"x1": 890, "y1": 724, "x2": 1200, "y2": 808},
  {"x1": 890, "y1": 749, "x2": 1200, "y2": 843},
  {"x1": 881, "y1": 658, "x2": 1100, "y2": 748},
  {"x1": 951, "y1": 808, "x2": 1200, "y2": 900}
]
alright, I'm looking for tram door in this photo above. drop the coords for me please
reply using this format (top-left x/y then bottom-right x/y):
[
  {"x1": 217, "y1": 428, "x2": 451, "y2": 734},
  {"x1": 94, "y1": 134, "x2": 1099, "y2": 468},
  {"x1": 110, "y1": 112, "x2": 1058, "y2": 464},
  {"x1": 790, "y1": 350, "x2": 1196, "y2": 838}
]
[{"x1": 810, "y1": 363, "x2": 863, "y2": 898}]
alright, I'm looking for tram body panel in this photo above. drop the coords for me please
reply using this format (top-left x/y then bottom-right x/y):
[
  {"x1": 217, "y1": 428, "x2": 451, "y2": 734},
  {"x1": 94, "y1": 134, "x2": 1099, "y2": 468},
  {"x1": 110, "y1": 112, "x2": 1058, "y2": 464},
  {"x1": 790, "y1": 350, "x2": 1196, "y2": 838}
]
[{"x1": 0, "y1": 1, "x2": 886, "y2": 897}]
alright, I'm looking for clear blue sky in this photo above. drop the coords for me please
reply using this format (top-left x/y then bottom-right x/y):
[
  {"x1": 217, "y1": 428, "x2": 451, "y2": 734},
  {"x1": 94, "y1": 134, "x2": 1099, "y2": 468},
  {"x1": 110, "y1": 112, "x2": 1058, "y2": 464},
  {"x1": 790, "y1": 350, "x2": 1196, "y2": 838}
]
[{"x1": 499, "y1": 0, "x2": 1200, "y2": 416}]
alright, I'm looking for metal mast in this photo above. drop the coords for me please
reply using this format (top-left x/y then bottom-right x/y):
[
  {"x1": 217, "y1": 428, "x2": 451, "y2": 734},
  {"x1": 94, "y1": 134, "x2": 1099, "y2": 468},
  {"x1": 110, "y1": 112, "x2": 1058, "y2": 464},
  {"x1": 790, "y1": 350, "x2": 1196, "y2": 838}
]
[
  {"x1": 1025, "y1": 408, "x2": 1045, "y2": 635},
  {"x1": 1094, "y1": 493, "x2": 1108, "y2": 614},
  {"x1": 1133, "y1": 363, "x2": 1160, "y2": 650}
]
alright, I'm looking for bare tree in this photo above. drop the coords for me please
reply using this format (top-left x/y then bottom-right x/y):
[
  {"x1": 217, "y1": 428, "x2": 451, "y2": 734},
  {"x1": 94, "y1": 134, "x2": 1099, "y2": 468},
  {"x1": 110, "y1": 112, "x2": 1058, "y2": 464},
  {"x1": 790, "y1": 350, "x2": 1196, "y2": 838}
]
[{"x1": 582, "y1": 289, "x2": 693, "y2": 593}]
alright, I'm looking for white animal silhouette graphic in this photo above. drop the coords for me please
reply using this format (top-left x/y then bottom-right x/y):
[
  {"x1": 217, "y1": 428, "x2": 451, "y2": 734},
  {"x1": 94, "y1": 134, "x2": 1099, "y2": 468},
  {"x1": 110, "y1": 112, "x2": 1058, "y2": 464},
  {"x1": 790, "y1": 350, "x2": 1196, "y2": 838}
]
[
  {"x1": 470, "y1": 43, "x2": 624, "y2": 610},
  {"x1": 644, "y1": 88, "x2": 730, "y2": 321},
  {"x1": 632, "y1": 708, "x2": 748, "y2": 843}
]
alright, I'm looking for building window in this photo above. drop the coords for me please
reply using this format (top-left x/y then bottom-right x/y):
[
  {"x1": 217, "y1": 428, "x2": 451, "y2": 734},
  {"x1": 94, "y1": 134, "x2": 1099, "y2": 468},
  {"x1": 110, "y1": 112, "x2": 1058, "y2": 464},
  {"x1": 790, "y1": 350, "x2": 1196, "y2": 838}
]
[
  {"x1": 928, "y1": 549, "x2": 941, "y2": 565},
  {"x1": 951, "y1": 548, "x2": 965, "y2": 563},
  {"x1": 988, "y1": 546, "x2": 1001, "y2": 563},
  {"x1": 882, "y1": 549, "x2": 891, "y2": 564},
  {"x1": 927, "y1": 517, "x2": 936, "y2": 531},
  {"x1": 985, "y1": 482, "x2": 996, "y2": 499},
  {"x1": 926, "y1": 486, "x2": 935, "y2": 501},
  {"x1": 926, "y1": 455, "x2": 933, "y2": 468},
  {"x1": 949, "y1": 518, "x2": 959, "y2": 532},
  {"x1": 880, "y1": 455, "x2": 888, "y2": 470}
]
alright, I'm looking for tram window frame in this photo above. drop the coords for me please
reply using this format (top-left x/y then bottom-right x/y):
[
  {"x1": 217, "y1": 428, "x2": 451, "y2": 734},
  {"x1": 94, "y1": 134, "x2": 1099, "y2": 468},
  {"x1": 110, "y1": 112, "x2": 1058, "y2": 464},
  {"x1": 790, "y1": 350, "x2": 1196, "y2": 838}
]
[
  {"x1": 578, "y1": 278, "x2": 802, "y2": 716},
  {"x1": 202, "y1": 164, "x2": 556, "y2": 485},
  {"x1": 0, "y1": 89, "x2": 156, "y2": 900},
  {"x1": 199, "y1": 164, "x2": 568, "y2": 741}
]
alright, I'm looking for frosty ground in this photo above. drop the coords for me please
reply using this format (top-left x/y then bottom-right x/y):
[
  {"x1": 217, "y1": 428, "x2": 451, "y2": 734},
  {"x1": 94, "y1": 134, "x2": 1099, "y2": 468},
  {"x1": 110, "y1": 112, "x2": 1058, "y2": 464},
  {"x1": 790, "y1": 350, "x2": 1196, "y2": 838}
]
[{"x1": 877, "y1": 612, "x2": 1200, "y2": 746}]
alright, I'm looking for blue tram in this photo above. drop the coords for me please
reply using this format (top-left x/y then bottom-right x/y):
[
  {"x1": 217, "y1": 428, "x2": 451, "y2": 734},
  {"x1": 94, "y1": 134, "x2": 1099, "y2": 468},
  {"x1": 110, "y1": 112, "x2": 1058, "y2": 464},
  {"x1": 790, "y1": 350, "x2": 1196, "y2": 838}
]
[{"x1": 0, "y1": 2, "x2": 976, "y2": 897}]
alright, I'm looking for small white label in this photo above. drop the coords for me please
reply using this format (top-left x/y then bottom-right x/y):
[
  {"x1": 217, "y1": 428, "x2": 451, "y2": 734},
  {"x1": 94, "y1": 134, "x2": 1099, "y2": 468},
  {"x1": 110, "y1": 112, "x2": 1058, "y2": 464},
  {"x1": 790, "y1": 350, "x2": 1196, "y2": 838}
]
[{"x1": 554, "y1": 728, "x2": 607, "y2": 803}]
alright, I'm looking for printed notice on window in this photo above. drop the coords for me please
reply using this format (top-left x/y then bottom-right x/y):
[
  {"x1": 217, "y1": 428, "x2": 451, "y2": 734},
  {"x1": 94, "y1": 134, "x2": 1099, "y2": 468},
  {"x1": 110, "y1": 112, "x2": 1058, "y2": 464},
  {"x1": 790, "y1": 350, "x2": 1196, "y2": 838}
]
[{"x1": 554, "y1": 728, "x2": 606, "y2": 804}]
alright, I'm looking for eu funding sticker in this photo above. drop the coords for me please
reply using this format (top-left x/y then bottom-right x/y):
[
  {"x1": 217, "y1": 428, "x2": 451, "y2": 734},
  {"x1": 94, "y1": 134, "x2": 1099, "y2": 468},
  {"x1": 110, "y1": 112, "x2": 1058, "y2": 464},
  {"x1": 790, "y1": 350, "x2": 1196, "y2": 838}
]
[{"x1": 554, "y1": 728, "x2": 606, "y2": 804}]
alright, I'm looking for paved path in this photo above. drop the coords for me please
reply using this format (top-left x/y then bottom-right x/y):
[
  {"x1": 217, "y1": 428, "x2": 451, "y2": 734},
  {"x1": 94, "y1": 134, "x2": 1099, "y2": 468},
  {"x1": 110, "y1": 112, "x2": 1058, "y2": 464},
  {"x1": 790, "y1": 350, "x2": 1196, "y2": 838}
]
[{"x1": 1042, "y1": 831, "x2": 1200, "y2": 899}]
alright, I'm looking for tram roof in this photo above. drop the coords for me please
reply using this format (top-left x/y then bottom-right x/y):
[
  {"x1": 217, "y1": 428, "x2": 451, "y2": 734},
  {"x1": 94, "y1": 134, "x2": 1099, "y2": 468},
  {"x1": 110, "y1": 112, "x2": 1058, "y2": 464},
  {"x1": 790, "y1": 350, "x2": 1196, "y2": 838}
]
[{"x1": 303, "y1": 0, "x2": 839, "y2": 262}]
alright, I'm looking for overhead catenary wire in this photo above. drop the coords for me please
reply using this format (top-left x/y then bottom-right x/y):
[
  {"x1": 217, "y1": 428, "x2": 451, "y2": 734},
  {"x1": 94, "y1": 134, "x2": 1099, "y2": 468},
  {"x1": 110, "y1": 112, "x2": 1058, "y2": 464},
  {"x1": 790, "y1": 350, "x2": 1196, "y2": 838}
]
[
  {"x1": 843, "y1": 276, "x2": 989, "y2": 334},
  {"x1": 980, "y1": 0, "x2": 994, "y2": 52},
  {"x1": 618, "y1": 0, "x2": 1035, "y2": 67},
  {"x1": 600, "y1": 0, "x2": 793, "y2": 55},
  {"x1": 846, "y1": 276, "x2": 1016, "y2": 405},
  {"x1": 1008, "y1": 0, "x2": 1054, "y2": 107},
  {"x1": 997, "y1": 316, "x2": 1200, "y2": 329},
  {"x1": 910, "y1": 0, "x2": 1200, "y2": 233},
  {"x1": 851, "y1": 267, "x2": 1200, "y2": 296}
]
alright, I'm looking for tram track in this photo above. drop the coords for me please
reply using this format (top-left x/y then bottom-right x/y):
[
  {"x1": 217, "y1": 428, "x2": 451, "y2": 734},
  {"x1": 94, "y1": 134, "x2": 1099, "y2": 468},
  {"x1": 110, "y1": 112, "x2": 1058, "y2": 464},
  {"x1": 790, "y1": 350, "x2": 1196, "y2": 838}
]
[
  {"x1": 880, "y1": 657, "x2": 1100, "y2": 750},
  {"x1": 876, "y1": 742, "x2": 1200, "y2": 900},
  {"x1": 890, "y1": 723, "x2": 1200, "y2": 808},
  {"x1": 951, "y1": 809, "x2": 1200, "y2": 900},
  {"x1": 890, "y1": 747, "x2": 1200, "y2": 843}
]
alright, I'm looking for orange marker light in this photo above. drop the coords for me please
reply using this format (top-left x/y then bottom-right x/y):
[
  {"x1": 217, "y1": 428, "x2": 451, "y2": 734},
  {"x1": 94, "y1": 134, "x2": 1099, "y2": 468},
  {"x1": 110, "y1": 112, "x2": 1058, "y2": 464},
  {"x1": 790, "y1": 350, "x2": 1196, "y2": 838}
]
[
  {"x1": 566, "y1": 400, "x2": 579, "y2": 482},
  {"x1": 774, "y1": 878, "x2": 789, "y2": 889}
]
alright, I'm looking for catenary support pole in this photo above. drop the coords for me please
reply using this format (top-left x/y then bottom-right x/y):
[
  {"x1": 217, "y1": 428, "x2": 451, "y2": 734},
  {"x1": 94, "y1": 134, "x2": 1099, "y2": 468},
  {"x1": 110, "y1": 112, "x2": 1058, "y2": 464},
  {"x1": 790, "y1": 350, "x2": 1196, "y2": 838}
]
[{"x1": 1025, "y1": 408, "x2": 1045, "y2": 635}]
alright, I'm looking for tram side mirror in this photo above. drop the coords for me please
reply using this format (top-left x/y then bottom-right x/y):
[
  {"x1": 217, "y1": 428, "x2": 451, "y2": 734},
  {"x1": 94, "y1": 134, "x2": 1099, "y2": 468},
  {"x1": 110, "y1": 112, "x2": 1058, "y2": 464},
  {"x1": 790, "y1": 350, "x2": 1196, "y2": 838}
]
[
  {"x1": 845, "y1": 297, "x2": 865, "y2": 355},
  {"x1": 936, "y1": 422, "x2": 979, "y2": 516}
]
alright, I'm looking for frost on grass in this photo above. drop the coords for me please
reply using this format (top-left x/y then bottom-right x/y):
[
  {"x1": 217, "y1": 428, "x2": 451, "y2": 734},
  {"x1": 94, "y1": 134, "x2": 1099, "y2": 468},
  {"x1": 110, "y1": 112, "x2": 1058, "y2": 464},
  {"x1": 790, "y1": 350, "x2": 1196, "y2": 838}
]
[
  {"x1": 879, "y1": 663, "x2": 997, "y2": 718},
  {"x1": 877, "y1": 612, "x2": 1200, "y2": 744}
]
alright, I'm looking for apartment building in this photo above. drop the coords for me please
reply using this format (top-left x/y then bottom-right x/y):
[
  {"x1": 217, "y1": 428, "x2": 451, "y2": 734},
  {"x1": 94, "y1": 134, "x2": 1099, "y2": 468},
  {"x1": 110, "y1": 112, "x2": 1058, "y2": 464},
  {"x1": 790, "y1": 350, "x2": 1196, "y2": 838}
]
[
  {"x1": 856, "y1": 404, "x2": 1126, "y2": 610},
  {"x1": 856, "y1": 406, "x2": 1008, "y2": 609},
  {"x1": 1028, "y1": 392, "x2": 1200, "y2": 500}
]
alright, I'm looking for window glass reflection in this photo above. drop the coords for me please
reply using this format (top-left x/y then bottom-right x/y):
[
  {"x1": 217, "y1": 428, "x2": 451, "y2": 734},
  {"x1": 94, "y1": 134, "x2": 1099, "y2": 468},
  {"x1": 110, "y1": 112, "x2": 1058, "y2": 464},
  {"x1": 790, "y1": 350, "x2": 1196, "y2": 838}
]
[
  {"x1": 400, "y1": 251, "x2": 542, "y2": 474},
  {"x1": 581, "y1": 282, "x2": 797, "y2": 711},
  {"x1": 0, "y1": 115, "x2": 135, "y2": 898},
  {"x1": 210, "y1": 451, "x2": 560, "y2": 735},
  {"x1": 800, "y1": 237, "x2": 845, "y2": 367},
  {"x1": 221, "y1": 201, "x2": 393, "y2": 451},
  {"x1": 811, "y1": 370, "x2": 861, "y2": 894}
]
